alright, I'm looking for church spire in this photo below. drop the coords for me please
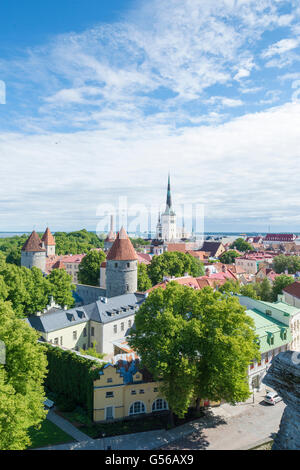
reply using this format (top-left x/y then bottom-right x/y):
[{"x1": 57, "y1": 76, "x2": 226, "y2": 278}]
[{"x1": 166, "y1": 173, "x2": 172, "y2": 211}]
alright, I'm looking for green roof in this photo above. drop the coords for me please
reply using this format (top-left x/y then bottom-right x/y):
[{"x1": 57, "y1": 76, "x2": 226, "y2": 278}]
[
  {"x1": 246, "y1": 308, "x2": 291, "y2": 354},
  {"x1": 257, "y1": 300, "x2": 299, "y2": 317}
]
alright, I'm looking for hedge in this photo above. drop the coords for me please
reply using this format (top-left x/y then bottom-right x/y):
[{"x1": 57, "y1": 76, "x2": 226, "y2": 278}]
[{"x1": 43, "y1": 344, "x2": 106, "y2": 418}]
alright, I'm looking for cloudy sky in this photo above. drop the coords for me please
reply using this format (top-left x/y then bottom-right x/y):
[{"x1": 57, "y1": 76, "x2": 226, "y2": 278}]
[{"x1": 0, "y1": 0, "x2": 300, "y2": 233}]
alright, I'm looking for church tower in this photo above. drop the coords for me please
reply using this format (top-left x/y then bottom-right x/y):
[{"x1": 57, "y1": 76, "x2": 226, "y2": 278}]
[
  {"x1": 106, "y1": 227, "x2": 138, "y2": 298},
  {"x1": 161, "y1": 174, "x2": 177, "y2": 241}
]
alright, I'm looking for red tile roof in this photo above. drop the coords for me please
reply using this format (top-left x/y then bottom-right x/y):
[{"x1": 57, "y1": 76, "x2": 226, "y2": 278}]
[
  {"x1": 52, "y1": 260, "x2": 66, "y2": 270},
  {"x1": 282, "y1": 281, "x2": 300, "y2": 299},
  {"x1": 137, "y1": 253, "x2": 152, "y2": 265},
  {"x1": 105, "y1": 230, "x2": 116, "y2": 242},
  {"x1": 41, "y1": 227, "x2": 56, "y2": 246},
  {"x1": 107, "y1": 227, "x2": 138, "y2": 261},
  {"x1": 22, "y1": 231, "x2": 46, "y2": 252},
  {"x1": 166, "y1": 243, "x2": 187, "y2": 252},
  {"x1": 265, "y1": 234, "x2": 296, "y2": 242}
]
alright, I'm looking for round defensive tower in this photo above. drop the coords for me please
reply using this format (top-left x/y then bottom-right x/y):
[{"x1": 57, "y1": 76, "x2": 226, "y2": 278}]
[
  {"x1": 21, "y1": 230, "x2": 46, "y2": 272},
  {"x1": 106, "y1": 227, "x2": 138, "y2": 298}
]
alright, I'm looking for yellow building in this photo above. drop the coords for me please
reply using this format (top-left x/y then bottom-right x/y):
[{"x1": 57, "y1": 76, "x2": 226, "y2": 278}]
[{"x1": 93, "y1": 359, "x2": 168, "y2": 422}]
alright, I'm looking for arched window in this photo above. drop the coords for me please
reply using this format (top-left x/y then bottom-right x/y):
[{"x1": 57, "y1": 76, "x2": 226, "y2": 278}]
[
  {"x1": 129, "y1": 401, "x2": 146, "y2": 415},
  {"x1": 152, "y1": 398, "x2": 168, "y2": 412}
]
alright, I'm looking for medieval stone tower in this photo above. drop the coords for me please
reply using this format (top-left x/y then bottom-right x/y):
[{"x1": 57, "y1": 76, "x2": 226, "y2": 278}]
[
  {"x1": 41, "y1": 227, "x2": 56, "y2": 256},
  {"x1": 106, "y1": 226, "x2": 138, "y2": 298},
  {"x1": 21, "y1": 230, "x2": 46, "y2": 272}
]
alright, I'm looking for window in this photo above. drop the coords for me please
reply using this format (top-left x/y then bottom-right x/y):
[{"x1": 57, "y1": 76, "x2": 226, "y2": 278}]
[
  {"x1": 131, "y1": 390, "x2": 136, "y2": 395},
  {"x1": 129, "y1": 401, "x2": 146, "y2": 415},
  {"x1": 82, "y1": 344, "x2": 86, "y2": 350},
  {"x1": 152, "y1": 399, "x2": 168, "y2": 412},
  {"x1": 54, "y1": 338, "x2": 59, "y2": 345},
  {"x1": 127, "y1": 263, "x2": 130, "y2": 268},
  {"x1": 107, "y1": 378, "x2": 113, "y2": 383},
  {"x1": 139, "y1": 389, "x2": 144, "y2": 394},
  {"x1": 113, "y1": 325, "x2": 117, "y2": 334},
  {"x1": 154, "y1": 387, "x2": 158, "y2": 392},
  {"x1": 128, "y1": 320, "x2": 132, "y2": 328},
  {"x1": 115, "y1": 263, "x2": 118, "y2": 268},
  {"x1": 73, "y1": 331, "x2": 77, "y2": 340},
  {"x1": 121, "y1": 322, "x2": 124, "y2": 331},
  {"x1": 91, "y1": 327, "x2": 95, "y2": 336},
  {"x1": 83, "y1": 328, "x2": 87, "y2": 337},
  {"x1": 106, "y1": 391, "x2": 114, "y2": 398},
  {"x1": 90, "y1": 341, "x2": 94, "y2": 348},
  {"x1": 60, "y1": 337, "x2": 63, "y2": 346}
]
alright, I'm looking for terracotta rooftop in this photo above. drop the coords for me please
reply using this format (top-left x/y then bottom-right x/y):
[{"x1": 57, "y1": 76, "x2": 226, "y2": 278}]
[
  {"x1": 41, "y1": 227, "x2": 56, "y2": 246},
  {"x1": 22, "y1": 231, "x2": 46, "y2": 252},
  {"x1": 105, "y1": 230, "x2": 116, "y2": 242},
  {"x1": 52, "y1": 260, "x2": 66, "y2": 270},
  {"x1": 107, "y1": 227, "x2": 138, "y2": 261},
  {"x1": 282, "y1": 281, "x2": 300, "y2": 299}
]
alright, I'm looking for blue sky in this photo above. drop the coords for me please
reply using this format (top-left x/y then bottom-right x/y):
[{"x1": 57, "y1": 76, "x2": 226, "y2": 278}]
[{"x1": 0, "y1": 0, "x2": 300, "y2": 233}]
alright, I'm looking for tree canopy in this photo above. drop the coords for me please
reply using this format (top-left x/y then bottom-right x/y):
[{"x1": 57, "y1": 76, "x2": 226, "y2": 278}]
[
  {"x1": 0, "y1": 300, "x2": 47, "y2": 450},
  {"x1": 54, "y1": 229, "x2": 104, "y2": 255},
  {"x1": 78, "y1": 250, "x2": 106, "y2": 286},
  {"x1": 219, "y1": 250, "x2": 240, "y2": 264},
  {"x1": 230, "y1": 238, "x2": 253, "y2": 252},
  {"x1": 273, "y1": 255, "x2": 300, "y2": 274},
  {"x1": 137, "y1": 262, "x2": 152, "y2": 292},
  {"x1": 129, "y1": 283, "x2": 259, "y2": 421},
  {"x1": 271, "y1": 274, "x2": 295, "y2": 302},
  {"x1": 147, "y1": 251, "x2": 205, "y2": 285},
  {"x1": 0, "y1": 261, "x2": 75, "y2": 317}
]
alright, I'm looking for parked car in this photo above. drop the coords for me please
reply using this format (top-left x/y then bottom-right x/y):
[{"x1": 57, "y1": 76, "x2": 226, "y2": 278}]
[{"x1": 264, "y1": 392, "x2": 282, "y2": 405}]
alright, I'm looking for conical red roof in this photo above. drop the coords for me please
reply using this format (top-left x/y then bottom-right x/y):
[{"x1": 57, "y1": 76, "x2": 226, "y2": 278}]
[
  {"x1": 22, "y1": 231, "x2": 46, "y2": 252},
  {"x1": 42, "y1": 227, "x2": 56, "y2": 246},
  {"x1": 106, "y1": 227, "x2": 138, "y2": 261},
  {"x1": 105, "y1": 230, "x2": 116, "y2": 242}
]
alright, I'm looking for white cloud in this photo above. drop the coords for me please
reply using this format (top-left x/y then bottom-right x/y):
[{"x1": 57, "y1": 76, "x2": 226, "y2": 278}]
[
  {"x1": 261, "y1": 38, "x2": 299, "y2": 58},
  {"x1": 1, "y1": 101, "x2": 300, "y2": 231}
]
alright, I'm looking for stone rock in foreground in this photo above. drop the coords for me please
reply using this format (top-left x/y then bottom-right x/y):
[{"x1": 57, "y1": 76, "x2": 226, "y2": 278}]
[{"x1": 263, "y1": 350, "x2": 300, "y2": 450}]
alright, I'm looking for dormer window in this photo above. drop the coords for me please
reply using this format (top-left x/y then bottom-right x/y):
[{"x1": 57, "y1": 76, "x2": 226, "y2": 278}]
[{"x1": 266, "y1": 309, "x2": 272, "y2": 316}]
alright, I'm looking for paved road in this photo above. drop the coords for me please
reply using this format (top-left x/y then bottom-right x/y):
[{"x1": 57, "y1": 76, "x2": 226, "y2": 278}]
[
  {"x1": 40, "y1": 390, "x2": 285, "y2": 450},
  {"x1": 162, "y1": 400, "x2": 285, "y2": 450}
]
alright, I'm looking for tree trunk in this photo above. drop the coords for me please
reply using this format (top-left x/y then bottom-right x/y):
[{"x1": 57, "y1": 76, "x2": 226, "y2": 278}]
[{"x1": 196, "y1": 397, "x2": 201, "y2": 411}]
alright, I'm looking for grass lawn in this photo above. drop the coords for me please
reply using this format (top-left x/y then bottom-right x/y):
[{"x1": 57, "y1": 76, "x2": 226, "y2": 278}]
[{"x1": 27, "y1": 419, "x2": 75, "y2": 449}]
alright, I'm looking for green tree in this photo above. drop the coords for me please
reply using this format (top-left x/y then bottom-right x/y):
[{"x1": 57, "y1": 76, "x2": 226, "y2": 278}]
[
  {"x1": 256, "y1": 278, "x2": 272, "y2": 301},
  {"x1": 78, "y1": 250, "x2": 106, "y2": 286},
  {"x1": 147, "y1": 252, "x2": 205, "y2": 285},
  {"x1": 188, "y1": 288, "x2": 259, "y2": 408},
  {"x1": 240, "y1": 283, "x2": 260, "y2": 299},
  {"x1": 219, "y1": 250, "x2": 240, "y2": 264},
  {"x1": 0, "y1": 264, "x2": 32, "y2": 317},
  {"x1": 271, "y1": 274, "x2": 294, "y2": 302},
  {"x1": 48, "y1": 269, "x2": 75, "y2": 308},
  {"x1": 0, "y1": 300, "x2": 47, "y2": 449},
  {"x1": 129, "y1": 283, "x2": 259, "y2": 422},
  {"x1": 230, "y1": 238, "x2": 253, "y2": 252},
  {"x1": 54, "y1": 229, "x2": 104, "y2": 255},
  {"x1": 273, "y1": 255, "x2": 300, "y2": 274},
  {"x1": 218, "y1": 279, "x2": 241, "y2": 294},
  {"x1": 137, "y1": 263, "x2": 152, "y2": 292},
  {"x1": 79, "y1": 342, "x2": 105, "y2": 360}
]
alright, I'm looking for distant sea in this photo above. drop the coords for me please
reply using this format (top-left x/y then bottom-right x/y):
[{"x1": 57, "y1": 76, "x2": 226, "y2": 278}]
[
  {"x1": 1, "y1": 231, "x2": 300, "y2": 239},
  {"x1": 0, "y1": 232, "x2": 30, "y2": 238}
]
